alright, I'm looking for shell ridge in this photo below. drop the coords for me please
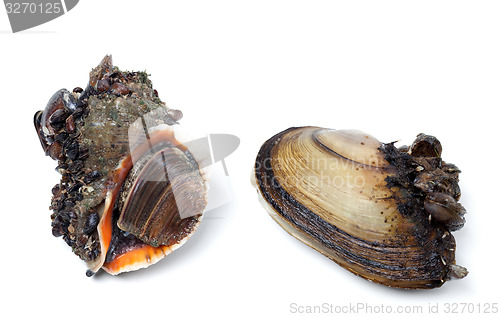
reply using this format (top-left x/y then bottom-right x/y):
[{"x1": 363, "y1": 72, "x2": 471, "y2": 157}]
[{"x1": 312, "y1": 131, "x2": 385, "y2": 169}]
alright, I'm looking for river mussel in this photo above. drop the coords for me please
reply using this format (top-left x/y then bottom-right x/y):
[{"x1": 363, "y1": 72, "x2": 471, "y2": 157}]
[
  {"x1": 34, "y1": 56, "x2": 209, "y2": 276},
  {"x1": 253, "y1": 127, "x2": 467, "y2": 289}
]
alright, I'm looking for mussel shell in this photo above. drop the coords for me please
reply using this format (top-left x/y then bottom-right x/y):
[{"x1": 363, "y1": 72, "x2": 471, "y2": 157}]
[{"x1": 254, "y1": 127, "x2": 467, "y2": 289}]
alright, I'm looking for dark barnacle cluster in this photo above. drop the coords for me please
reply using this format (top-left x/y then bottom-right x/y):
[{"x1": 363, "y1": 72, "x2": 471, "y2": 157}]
[
  {"x1": 382, "y1": 133, "x2": 466, "y2": 232},
  {"x1": 35, "y1": 86, "x2": 102, "y2": 261}
]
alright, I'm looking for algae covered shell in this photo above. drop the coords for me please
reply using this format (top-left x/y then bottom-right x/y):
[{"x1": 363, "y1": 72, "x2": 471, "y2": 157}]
[
  {"x1": 253, "y1": 127, "x2": 467, "y2": 289},
  {"x1": 34, "y1": 56, "x2": 210, "y2": 276}
]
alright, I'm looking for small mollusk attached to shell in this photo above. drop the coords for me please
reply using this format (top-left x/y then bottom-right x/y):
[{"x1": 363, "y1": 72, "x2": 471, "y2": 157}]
[
  {"x1": 34, "y1": 55, "x2": 210, "y2": 276},
  {"x1": 253, "y1": 127, "x2": 467, "y2": 289}
]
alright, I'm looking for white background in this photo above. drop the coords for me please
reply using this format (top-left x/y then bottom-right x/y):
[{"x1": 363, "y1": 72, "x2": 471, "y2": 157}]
[{"x1": 1, "y1": 1, "x2": 499, "y2": 316}]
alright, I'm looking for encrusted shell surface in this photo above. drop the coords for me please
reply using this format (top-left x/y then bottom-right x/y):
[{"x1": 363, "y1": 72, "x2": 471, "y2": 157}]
[
  {"x1": 253, "y1": 127, "x2": 467, "y2": 289},
  {"x1": 35, "y1": 56, "x2": 209, "y2": 275}
]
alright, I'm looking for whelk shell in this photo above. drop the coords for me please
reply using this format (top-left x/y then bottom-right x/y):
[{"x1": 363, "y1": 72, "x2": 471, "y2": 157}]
[
  {"x1": 253, "y1": 127, "x2": 467, "y2": 289},
  {"x1": 34, "y1": 56, "x2": 210, "y2": 276}
]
